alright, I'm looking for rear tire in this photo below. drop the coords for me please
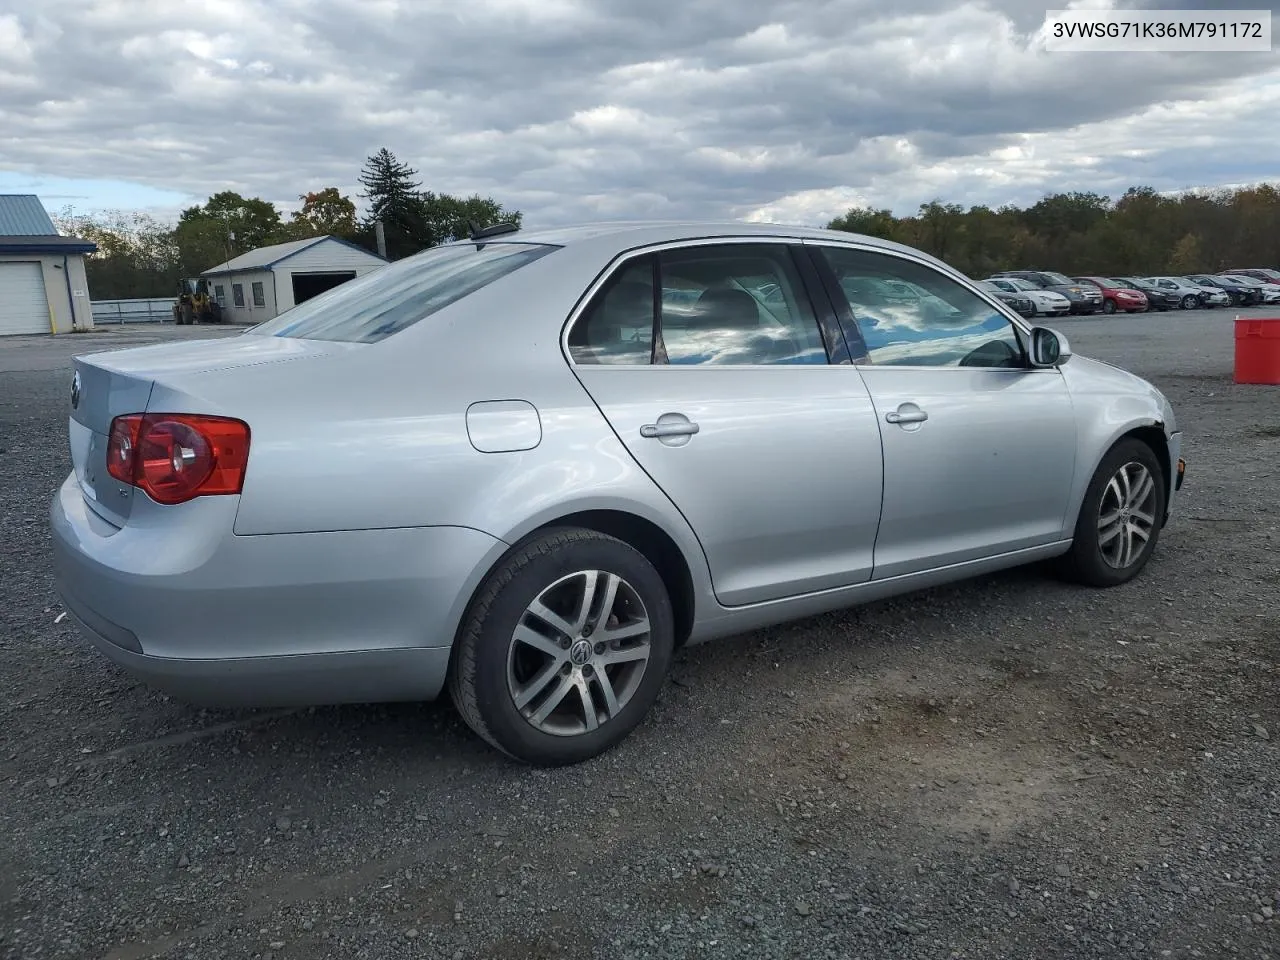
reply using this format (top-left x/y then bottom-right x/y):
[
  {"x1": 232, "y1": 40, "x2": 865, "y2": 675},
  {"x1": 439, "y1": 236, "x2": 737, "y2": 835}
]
[
  {"x1": 1103, "y1": 299, "x2": 1116, "y2": 314},
  {"x1": 448, "y1": 527, "x2": 675, "y2": 766},
  {"x1": 1057, "y1": 438, "x2": 1166, "y2": 588}
]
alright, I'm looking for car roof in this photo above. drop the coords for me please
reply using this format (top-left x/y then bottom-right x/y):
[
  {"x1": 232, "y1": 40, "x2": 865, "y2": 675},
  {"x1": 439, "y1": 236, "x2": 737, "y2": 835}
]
[{"x1": 450, "y1": 220, "x2": 932, "y2": 262}]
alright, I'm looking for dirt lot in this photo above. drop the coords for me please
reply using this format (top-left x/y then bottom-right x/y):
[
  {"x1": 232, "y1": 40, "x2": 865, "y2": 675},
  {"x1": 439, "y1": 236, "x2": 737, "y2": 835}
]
[{"x1": 1, "y1": 312, "x2": 1277, "y2": 960}]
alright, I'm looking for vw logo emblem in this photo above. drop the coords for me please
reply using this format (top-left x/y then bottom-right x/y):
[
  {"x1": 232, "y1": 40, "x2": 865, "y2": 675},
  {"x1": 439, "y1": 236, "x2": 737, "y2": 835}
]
[
  {"x1": 70, "y1": 371, "x2": 81, "y2": 410},
  {"x1": 569, "y1": 639, "x2": 592, "y2": 666}
]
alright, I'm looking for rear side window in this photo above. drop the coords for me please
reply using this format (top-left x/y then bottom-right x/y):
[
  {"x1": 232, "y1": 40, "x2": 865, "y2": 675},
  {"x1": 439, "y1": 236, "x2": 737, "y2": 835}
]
[
  {"x1": 659, "y1": 245, "x2": 828, "y2": 365},
  {"x1": 566, "y1": 243, "x2": 829, "y2": 366},
  {"x1": 249, "y1": 242, "x2": 558, "y2": 343}
]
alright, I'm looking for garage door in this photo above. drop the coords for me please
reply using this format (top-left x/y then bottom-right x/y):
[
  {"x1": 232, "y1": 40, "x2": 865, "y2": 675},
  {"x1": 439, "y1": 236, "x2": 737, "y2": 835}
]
[{"x1": 0, "y1": 262, "x2": 51, "y2": 336}]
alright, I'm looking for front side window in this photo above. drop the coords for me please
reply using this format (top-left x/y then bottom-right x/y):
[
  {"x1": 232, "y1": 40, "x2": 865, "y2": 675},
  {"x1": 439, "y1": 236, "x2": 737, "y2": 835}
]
[
  {"x1": 251, "y1": 281, "x2": 265, "y2": 307},
  {"x1": 249, "y1": 241, "x2": 558, "y2": 343},
  {"x1": 232, "y1": 283, "x2": 245, "y2": 307},
  {"x1": 658, "y1": 244, "x2": 828, "y2": 365},
  {"x1": 817, "y1": 246, "x2": 1026, "y2": 368}
]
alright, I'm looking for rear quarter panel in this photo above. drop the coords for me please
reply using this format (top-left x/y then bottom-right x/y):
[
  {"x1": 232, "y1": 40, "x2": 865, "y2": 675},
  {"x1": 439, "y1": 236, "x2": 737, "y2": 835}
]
[{"x1": 169, "y1": 242, "x2": 716, "y2": 601}]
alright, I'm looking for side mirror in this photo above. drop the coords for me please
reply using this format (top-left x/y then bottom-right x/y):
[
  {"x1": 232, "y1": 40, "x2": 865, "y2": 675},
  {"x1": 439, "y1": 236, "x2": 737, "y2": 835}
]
[{"x1": 1030, "y1": 326, "x2": 1071, "y2": 367}]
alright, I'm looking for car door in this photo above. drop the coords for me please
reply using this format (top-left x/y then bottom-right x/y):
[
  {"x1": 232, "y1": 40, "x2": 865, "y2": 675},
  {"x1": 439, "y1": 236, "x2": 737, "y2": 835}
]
[
  {"x1": 565, "y1": 240, "x2": 885, "y2": 607},
  {"x1": 806, "y1": 241, "x2": 1079, "y2": 581}
]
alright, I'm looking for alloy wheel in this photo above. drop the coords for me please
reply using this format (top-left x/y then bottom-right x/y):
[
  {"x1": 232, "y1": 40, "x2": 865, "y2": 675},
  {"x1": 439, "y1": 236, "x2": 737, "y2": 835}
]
[
  {"x1": 1097, "y1": 462, "x2": 1158, "y2": 569},
  {"x1": 507, "y1": 570, "x2": 652, "y2": 736}
]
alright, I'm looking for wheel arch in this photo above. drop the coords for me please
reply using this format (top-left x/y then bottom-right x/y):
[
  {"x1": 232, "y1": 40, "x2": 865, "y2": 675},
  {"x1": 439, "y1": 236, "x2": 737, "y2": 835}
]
[
  {"x1": 1119, "y1": 423, "x2": 1172, "y2": 492},
  {"x1": 540, "y1": 509, "x2": 698, "y2": 648},
  {"x1": 452, "y1": 503, "x2": 708, "y2": 655},
  {"x1": 1068, "y1": 418, "x2": 1172, "y2": 528}
]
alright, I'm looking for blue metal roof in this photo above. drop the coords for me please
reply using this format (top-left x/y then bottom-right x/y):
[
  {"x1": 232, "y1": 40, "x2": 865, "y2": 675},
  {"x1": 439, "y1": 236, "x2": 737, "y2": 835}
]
[
  {"x1": 0, "y1": 235, "x2": 97, "y2": 254},
  {"x1": 0, "y1": 194, "x2": 59, "y2": 235}
]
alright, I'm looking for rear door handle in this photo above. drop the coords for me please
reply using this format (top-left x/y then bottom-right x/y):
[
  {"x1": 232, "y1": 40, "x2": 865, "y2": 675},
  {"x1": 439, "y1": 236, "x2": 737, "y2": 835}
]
[
  {"x1": 885, "y1": 405, "x2": 928, "y2": 425},
  {"x1": 641, "y1": 420, "x2": 700, "y2": 438}
]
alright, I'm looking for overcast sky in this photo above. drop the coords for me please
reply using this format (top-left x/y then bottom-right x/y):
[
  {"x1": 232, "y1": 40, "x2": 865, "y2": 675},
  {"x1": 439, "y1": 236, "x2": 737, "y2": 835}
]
[{"x1": 1, "y1": 0, "x2": 1277, "y2": 229}]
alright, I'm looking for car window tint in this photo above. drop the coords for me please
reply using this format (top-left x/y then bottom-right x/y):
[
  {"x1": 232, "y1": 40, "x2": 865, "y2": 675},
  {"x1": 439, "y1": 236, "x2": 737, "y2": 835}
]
[
  {"x1": 567, "y1": 258, "x2": 655, "y2": 365},
  {"x1": 657, "y1": 244, "x2": 828, "y2": 366},
  {"x1": 818, "y1": 246, "x2": 1025, "y2": 369},
  {"x1": 249, "y1": 242, "x2": 557, "y2": 343}
]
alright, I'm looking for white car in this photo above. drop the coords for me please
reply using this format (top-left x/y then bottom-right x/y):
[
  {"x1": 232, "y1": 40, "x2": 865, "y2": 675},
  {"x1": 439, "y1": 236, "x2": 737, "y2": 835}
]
[
  {"x1": 983, "y1": 277, "x2": 1071, "y2": 316},
  {"x1": 1221, "y1": 275, "x2": 1280, "y2": 304}
]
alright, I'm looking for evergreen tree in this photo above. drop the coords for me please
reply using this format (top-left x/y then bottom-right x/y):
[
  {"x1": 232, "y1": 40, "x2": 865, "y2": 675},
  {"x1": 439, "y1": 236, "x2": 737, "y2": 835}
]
[{"x1": 356, "y1": 148, "x2": 429, "y2": 259}]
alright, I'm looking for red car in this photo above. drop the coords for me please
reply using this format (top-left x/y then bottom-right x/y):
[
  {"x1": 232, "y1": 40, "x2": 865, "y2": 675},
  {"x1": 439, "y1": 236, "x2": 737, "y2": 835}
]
[{"x1": 1074, "y1": 277, "x2": 1148, "y2": 314}]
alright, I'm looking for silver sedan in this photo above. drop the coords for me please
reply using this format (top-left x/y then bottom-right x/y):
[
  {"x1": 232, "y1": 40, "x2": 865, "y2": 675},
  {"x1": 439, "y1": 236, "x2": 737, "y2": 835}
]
[{"x1": 50, "y1": 221, "x2": 1186, "y2": 766}]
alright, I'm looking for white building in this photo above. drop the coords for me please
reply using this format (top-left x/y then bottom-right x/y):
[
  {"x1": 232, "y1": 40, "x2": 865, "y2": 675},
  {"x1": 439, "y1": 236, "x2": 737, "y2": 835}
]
[
  {"x1": 0, "y1": 194, "x2": 97, "y2": 336},
  {"x1": 201, "y1": 235, "x2": 388, "y2": 324}
]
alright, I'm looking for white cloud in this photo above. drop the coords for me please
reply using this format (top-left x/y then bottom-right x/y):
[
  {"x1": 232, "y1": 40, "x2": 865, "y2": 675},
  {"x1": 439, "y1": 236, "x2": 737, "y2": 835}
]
[{"x1": 0, "y1": 0, "x2": 1276, "y2": 228}]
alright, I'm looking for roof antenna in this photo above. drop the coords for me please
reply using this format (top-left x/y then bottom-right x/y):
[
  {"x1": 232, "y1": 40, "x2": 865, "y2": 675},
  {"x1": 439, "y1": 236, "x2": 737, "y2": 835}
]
[{"x1": 468, "y1": 220, "x2": 520, "y2": 243}]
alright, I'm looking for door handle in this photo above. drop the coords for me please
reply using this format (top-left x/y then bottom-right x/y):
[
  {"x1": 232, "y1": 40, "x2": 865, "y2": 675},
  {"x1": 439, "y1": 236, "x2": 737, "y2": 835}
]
[
  {"x1": 641, "y1": 420, "x2": 700, "y2": 438},
  {"x1": 885, "y1": 406, "x2": 928, "y2": 425}
]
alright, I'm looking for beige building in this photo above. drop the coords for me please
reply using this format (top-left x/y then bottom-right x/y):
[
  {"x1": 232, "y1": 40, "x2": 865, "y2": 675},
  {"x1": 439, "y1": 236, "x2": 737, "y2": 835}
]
[
  {"x1": 201, "y1": 235, "x2": 388, "y2": 324},
  {"x1": 0, "y1": 194, "x2": 97, "y2": 336}
]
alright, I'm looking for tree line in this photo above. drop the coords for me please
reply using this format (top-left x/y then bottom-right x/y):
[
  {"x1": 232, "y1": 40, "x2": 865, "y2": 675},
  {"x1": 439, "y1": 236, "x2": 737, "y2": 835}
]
[
  {"x1": 827, "y1": 184, "x2": 1280, "y2": 279},
  {"x1": 56, "y1": 159, "x2": 1280, "y2": 302},
  {"x1": 53, "y1": 148, "x2": 522, "y2": 300}
]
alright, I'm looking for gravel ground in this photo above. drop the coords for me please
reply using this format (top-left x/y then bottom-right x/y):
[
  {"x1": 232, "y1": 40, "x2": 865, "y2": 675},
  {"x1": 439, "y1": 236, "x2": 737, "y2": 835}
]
[{"x1": 2, "y1": 311, "x2": 1277, "y2": 960}]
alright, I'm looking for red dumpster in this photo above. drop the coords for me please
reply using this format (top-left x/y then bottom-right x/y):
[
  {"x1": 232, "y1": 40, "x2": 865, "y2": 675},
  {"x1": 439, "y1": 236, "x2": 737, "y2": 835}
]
[{"x1": 1235, "y1": 317, "x2": 1280, "y2": 384}]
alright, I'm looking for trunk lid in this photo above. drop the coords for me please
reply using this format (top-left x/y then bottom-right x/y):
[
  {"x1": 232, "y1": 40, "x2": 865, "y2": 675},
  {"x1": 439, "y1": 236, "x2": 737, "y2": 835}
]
[{"x1": 67, "y1": 333, "x2": 347, "y2": 526}]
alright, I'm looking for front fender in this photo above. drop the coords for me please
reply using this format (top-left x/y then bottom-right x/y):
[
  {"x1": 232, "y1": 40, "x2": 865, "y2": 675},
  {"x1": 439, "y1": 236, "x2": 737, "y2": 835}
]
[{"x1": 1060, "y1": 356, "x2": 1178, "y2": 530}]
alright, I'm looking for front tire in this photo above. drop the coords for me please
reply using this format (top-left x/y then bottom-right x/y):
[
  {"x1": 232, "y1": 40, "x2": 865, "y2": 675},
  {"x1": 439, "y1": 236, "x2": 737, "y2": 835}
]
[
  {"x1": 1057, "y1": 438, "x2": 1166, "y2": 588},
  {"x1": 1180, "y1": 294, "x2": 1198, "y2": 310},
  {"x1": 448, "y1": 527, "x2": 675, "y2": 766}
]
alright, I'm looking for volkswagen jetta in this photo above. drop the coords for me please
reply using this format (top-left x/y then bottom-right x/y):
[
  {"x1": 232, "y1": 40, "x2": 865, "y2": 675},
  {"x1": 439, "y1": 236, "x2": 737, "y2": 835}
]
[{"x1": 51, "y1": 221, "x2": 1186, "y2": 765}]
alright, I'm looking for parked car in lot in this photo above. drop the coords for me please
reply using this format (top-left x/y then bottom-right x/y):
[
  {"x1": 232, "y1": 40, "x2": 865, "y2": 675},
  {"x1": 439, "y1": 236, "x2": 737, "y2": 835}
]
[
  {"x1": 1190, "y1": 283, "x2": 1231, "y2": 308},
  {"x1": 49, "y1": 221, "x2": 1186, "y2": 765},
  {"x1": 1220, "y1": 274, "x2": 1280, "y2": 304},
  {"x1": 1226, "y1": 268, "x2": 1280, "y2": 286},
  {"x1": 990, "y1": 270, "x2": 1103, "y2": 314},
  {"x1": 1112, "y1": 277, "x2": 1181, "y2": 312},
  {"x1": 1185, "y1": 274, "x2": 1259, "y2": 307},
  {"x1": 1072, "y1": 276, "x2": 1148, "y2": 314},
  {"x1": 975, "y1": 280, "x2": 1037, "y2": 318},
  {"x1": 983, "y1": 276, "x2": 1071, "y2": 316},
  {"x1": 1143, "y1": 276, "x2": 1213, "y2": 310}
]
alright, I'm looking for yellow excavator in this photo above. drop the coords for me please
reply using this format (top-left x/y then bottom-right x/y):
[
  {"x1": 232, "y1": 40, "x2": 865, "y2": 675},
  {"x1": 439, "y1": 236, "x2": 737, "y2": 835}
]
[{"x1": 172, "y1": 278, "x2": 223, "y2": 325}]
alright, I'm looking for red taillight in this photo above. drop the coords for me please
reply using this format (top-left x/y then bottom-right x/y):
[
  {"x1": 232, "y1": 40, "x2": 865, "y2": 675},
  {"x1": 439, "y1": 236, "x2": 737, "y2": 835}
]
[{"x1": 105, "y1": 413, "x2": 250, "y2": 505}]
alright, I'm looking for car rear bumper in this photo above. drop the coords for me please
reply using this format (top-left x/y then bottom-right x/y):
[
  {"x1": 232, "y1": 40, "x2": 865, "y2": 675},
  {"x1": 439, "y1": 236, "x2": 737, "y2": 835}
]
[{"x1": 49, "y1": 472, "x2": 504, "y2": 707}]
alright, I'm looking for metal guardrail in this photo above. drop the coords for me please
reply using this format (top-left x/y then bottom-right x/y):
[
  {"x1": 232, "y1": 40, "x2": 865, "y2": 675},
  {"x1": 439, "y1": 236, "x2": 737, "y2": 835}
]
[{"x1": 90, "y1": 298, "x2": 173, "y2": 324}]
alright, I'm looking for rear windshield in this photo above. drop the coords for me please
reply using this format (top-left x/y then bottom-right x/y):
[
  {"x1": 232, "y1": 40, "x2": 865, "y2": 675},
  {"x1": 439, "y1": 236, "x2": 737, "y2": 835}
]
[
  {"x1": 247, "y1": 241, "x2": 558, "y2": 343},
  {"x1": 1040, "y1": 272, "x2": 1074, "y2": 285}
]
